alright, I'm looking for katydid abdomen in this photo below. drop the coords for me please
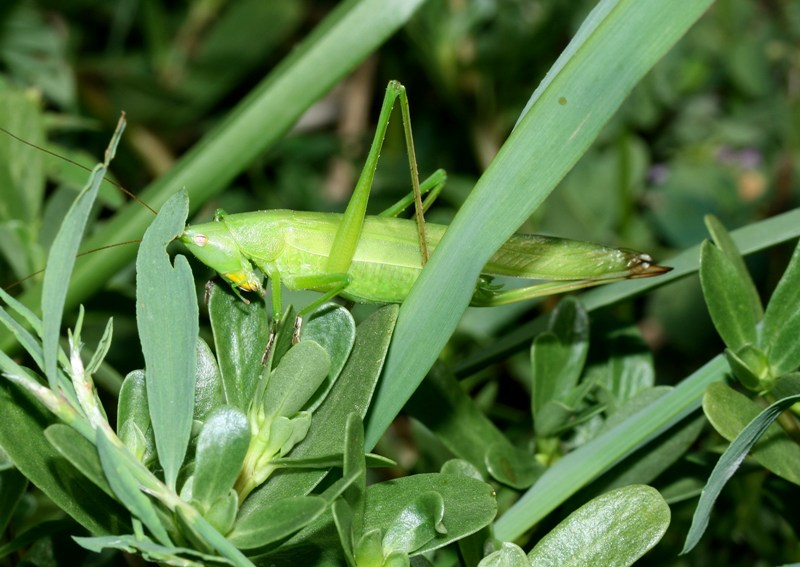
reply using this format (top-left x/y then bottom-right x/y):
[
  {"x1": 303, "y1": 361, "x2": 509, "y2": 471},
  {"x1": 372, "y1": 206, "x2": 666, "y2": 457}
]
[{"x1": 181, "y1": 209, "x2": 667, "y2": 306}]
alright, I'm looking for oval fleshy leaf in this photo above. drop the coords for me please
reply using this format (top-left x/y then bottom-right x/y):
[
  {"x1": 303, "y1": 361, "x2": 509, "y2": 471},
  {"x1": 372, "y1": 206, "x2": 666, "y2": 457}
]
[
  {"x1": 208, "y1": 284, "x2": 269, "y2": 411},
  {"x1": 262, "y1": 340, "x2": 331, "y2": 418},
  {"x1": 527, "y1": 485, "x2": 669, "y2": 566},
  {"x1": 192, "y1": 406, "x2": 250, "y2": 512}
]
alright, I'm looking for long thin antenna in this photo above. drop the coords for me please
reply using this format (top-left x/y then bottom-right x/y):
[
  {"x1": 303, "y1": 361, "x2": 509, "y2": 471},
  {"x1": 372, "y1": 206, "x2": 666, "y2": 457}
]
[
  {"x1": 2, "y1": 240, "x2": 143, "y2": 291},
  {"x1": 0, "y1": 125, "x2": 158, "y2": 215}
]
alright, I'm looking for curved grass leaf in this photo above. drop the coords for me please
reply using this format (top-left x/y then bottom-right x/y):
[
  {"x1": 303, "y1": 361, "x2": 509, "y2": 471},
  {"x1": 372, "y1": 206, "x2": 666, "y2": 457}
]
[
  {"x1": 703, "y1": 381, "x2": 800, "y2": 486},
  {"x1": 682, "y1": 389, "x2": 800, "y2": 554},
  {"x1": 367, "y1": 0, "x2": 715, "y2": 449},
  {"x1": 527, "y1": 485, "x2": 669, "y2": 566},
  {"x1": 135, "y1": 190, "x2": 197, "y2": 490}
]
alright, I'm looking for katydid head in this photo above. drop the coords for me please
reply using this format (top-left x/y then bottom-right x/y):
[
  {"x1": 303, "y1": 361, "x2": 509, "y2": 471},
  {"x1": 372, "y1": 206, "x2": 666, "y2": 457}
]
[{"x1": 180, "y1": 222, "x2": 264, "y2": 295}]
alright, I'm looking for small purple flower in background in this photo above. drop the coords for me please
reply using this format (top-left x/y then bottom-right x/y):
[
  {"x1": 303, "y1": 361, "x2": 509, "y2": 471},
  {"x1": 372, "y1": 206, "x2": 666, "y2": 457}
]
[
  {"x1": 715, "y1": 145, "x2": 762, "y2": 169},
  {"x1": 648, "y1": 163, "x2": 669, "y2": 185}
]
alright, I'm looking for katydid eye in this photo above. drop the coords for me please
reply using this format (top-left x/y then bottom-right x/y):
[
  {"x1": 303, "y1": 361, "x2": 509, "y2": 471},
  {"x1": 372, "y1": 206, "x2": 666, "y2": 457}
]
[{"x1": 193, "y1": 234, "x2": 208, "y2": 247}]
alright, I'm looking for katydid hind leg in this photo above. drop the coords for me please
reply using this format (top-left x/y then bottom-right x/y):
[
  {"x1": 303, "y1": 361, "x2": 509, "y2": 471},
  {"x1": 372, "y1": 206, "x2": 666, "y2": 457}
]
[
  {"x1": 327, "y1": 81, "x2": 430, "y2": 274},
  {"x1": 378, "y1": 168, "x2": 447, "y2": 218},
  {"x1": 470, "y1": 277, "x2": 632, "y2": 307},
  {"x1": 397, "y1": 83, "x2": 430, "y2": 266}
]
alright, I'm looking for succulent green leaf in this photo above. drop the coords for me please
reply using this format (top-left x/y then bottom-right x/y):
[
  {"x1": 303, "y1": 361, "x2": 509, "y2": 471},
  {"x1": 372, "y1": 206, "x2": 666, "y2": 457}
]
[
  {"x1": 704, "y1": 215, "x2": 763, "y2": 319},
  {"x1": 382, "y1": 491, "x2": 446, "y2": 554},
  {"x1": 531, "y1": 331, "x2": 582, "y2": 420},
  {"x1": 527, "y1": 485, "x2": 669, "y2": 566},
  {"x1": 208, "y1": 285, "x2": 269, "y2": 411},
  {"x1": 702, "y1": 381, "x2": 800, "y2": 486},
  {"x1": 263, "y1": 341, "x2": 330, "y2": 419},
  {"x1": 193, "y1": 407, "x2": 250, "y2": 512},
  {"x1": 203, "y1": 490, "x2": 239, "y2": 536},
  {"x1": 478, "y1": 542, "x2": 530, "y2": 567},
  {"x1": 342, "y1": 413, "x2": 367, "y2": 540},
  {"x1": 136, "y1": 190, "x2": 198, "y2": 490},
  {"x1": 599, "y1": 328, "x2": 655, "y2": 412},
  {"x1": 117, "y1": 370, "x2": 153, "y2": 463},
  {"x1": 355, "y1": 528, "x2": 384, "y2": 567},
  {"x1": 683, "y1": 388, "x2": 800, "y2": 554},
  {"x1": 484, "y1": 442, "x2": 543, "y2": 490},
  {"x1": 725, "y1": 345, "x2": 770, "y2": 391},
  {"x1": 332, "y1": 498, "x2": 355, "y2": 562},
  {"x1": 364, "y1": 473, "x2": 496, "y2": 556},
  {"x1": 301, "y1": 304, "x2": 357, "y2": 412},
  {"x1": 762, "y1": 239, "x2": 800, "y2": 376},
  {"x1": 195, "y1": 338, "x2": 224, "y2": 424},
  {"x1": 440, "y1": 459, "x2": 483, "y2": 481},
  {"x1": 699, "y1": 240, "x2": 759, "y2": 352},
  {"x1": 84, "y1": 317, "x2": 113, "y2": 377},
  {"x1": 238, "y1": 306, "x2": 397, "y2": 517}
]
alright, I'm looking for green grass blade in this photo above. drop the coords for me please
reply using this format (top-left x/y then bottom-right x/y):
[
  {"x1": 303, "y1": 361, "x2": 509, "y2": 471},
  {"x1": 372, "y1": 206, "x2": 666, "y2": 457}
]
[
  {"x1": 366, "y1": 0, "x2": 714, "y2": 448},
  {"x1": 681, "y1": 388, "x2": 800, "y2": 554},
  {"x1": 135, "y1": 190, "x2": 197, "y2": 490},
  {"x1": 41, "y1": 118, "x2": 125, "y2": 387},
  {"x1": 0, "y1": 0, "x2": 426, "y2": 354}
]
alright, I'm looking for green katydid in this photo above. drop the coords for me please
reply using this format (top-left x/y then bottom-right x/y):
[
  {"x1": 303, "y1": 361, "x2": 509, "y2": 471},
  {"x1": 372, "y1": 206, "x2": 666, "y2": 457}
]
[
  {"x1": 3, "y1": 81, "x2": 669, "y2": 347},
  {"x1": 178, "y1": 81, "x2": 670, "y2": 345}
]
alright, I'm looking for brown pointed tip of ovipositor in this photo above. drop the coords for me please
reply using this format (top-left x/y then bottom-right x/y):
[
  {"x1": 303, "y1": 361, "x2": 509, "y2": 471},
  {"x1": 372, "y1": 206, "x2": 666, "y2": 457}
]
[{"x1": 625, "y1": 252, "x2": 673, "y2": 279}]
